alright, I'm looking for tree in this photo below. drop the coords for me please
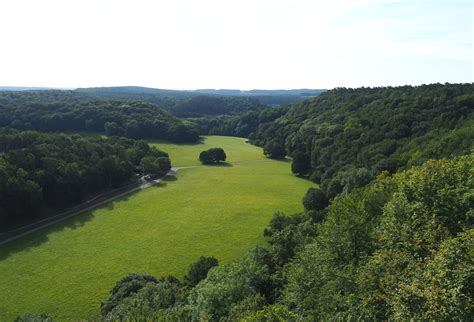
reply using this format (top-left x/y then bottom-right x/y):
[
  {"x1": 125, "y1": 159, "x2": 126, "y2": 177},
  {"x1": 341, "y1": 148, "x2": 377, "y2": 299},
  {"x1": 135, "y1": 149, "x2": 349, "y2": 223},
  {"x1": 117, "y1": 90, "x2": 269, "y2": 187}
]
[
  {"x1": 263, "y1": 141, "x2": 286, "y2": 159},
  {"x1": 338, "y1": 167, "x2": 373, "y2": 195},
  {"x1": 140, "y1": 156, "x2": 171, "y2": 178},
  {"x1": 184, "y1": 256, "x2": 219, "y2": 288},
  {"x1": 302, "y1": 188, "x2": 328, "y2": 211},
  {"x1": 101, "y1": 273, "x2": 159, "y2": 316},
  {"x1": 291, "y1": 151, "x2": 311, "y2": 176},
  {"x1": 199, "y1": 148, "x2": 227, "y2": 164},
  {"x1": 199, "y1": 150, "x2": 213, "y2": 164},
  {"x1": 104, "y1": 122, "x2": 124, "y2": 137},
  {"x1": 188, "y1": 249, "x2": 273, "y2": 321}
]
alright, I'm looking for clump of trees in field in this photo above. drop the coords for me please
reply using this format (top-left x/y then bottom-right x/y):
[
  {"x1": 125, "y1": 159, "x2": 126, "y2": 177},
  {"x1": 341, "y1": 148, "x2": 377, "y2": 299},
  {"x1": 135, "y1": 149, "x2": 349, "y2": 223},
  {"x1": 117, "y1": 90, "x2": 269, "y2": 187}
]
[
  {"x1": 99, "y1": 153, "x2": 473, "y2": 320},
  {"x1": 199, "y1": 148, "x2": 227, "y2": 164},
  {"x1": 0, "y1": 129, "x2": 170, "y2": 228}
]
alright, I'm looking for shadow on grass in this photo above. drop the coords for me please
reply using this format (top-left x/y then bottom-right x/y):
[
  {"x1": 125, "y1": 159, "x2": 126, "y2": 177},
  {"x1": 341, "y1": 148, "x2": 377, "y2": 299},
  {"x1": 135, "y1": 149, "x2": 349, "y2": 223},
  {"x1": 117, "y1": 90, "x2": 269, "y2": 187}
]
[
  {"x1": 0, "y1": 191, "x2": 139, "y2": 261},
  {"x1": 273, "y1": 158, "x2": 292, "y2": 163},
  {"x1": 203, "y1": 162, "x2": 233, "y2": 167},
  {"x1": 293, "y1": 174, "x2": 315, "y2": 183},
  {"x1": 162, "y1": 175, "x2": 178, "y2": 182},
  {"x1": 265, "y1": 156, "x2": 292, "y2": 163},
  {"x1": 150, "y1": 136, "x2": 206, "y2": 146}
]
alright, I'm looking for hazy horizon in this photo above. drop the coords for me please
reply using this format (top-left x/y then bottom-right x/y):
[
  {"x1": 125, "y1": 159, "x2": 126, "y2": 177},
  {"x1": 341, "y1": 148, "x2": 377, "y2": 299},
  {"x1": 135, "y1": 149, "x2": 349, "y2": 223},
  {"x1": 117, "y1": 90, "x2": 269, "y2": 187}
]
[
  {"x1": 0, "y1": 82, "x2": 472, "y2": 92},
  {"x1": 0, "y1": 0, "x2": 472, "y2": 89}
]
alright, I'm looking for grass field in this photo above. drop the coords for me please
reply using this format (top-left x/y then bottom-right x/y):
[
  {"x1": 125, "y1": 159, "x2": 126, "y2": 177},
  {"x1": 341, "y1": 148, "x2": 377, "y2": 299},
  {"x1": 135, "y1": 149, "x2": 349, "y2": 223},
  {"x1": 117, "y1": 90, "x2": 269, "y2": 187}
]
[{"x1": 0, "y1": 136, "x2": 315, "y2": 320}]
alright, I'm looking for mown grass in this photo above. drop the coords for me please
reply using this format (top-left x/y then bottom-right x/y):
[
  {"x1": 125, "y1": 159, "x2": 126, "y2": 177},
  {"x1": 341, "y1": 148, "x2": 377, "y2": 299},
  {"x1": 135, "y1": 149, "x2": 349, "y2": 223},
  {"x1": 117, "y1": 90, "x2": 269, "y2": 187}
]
[
  {"x1": 152, "y1": 136, "x2": 264, "y2": 167},
  {"x1": 0, "y1": 136, "x2": 315, "y2": 320}
]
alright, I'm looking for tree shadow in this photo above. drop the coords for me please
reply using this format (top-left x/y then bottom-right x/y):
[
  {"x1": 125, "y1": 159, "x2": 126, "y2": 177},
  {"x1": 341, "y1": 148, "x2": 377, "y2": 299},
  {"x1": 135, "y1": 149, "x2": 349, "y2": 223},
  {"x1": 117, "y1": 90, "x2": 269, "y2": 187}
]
[
  {"x1": 294, "y1": 174, "x2": 314, "y2": 183},
  {"x1": 203, "y1": 162, "x2": 233, "y2": 167},
  {"x1": 266, "y1": 156, "x2": 292, "y2": 163},
  {"x1": 274, "y1": 158, "x2": 292, "y2": 163},
  {"x1": 0, "y1": 191, "x2": 138, "y2": 261},
  {"x1": 150, "y1": 136, "x2": 206, "y2": 146}
]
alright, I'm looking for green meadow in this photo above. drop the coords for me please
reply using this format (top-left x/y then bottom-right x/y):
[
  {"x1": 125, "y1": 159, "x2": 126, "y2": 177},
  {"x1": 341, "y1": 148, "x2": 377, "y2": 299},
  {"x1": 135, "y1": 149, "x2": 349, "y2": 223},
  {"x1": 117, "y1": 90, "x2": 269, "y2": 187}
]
[{"x1": 0, "y1": 136, "x2": 315, "y2": 320}]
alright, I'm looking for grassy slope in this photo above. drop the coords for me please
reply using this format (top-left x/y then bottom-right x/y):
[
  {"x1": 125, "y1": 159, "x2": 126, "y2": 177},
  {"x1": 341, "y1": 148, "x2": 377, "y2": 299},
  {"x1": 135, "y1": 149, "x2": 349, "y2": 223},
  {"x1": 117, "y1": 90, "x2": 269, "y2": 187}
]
[{"x1": 0, "y1": 136, "x2": 315, "y2": 320}]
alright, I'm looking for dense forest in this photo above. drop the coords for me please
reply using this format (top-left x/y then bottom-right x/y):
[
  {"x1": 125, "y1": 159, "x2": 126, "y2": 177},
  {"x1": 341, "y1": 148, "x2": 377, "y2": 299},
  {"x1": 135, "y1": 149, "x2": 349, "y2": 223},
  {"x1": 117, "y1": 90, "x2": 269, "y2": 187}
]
[
  {"x1": 0, "y1": 91, "x2": 200, "y2": 142},
  {"x1": 75, "y1": 86, "x2": 324, "y2": 107},
  {"x1": 98, "y1": 153, "x2": 473, "y2": 320},
  {"x1": 193, "y1": 105, "x2": 291, "y2": 138},
  {"x1": 206, "y1": 83, "x2": 474, "y2": 198},
  {"x1": 0, "y1": 129, "x2": 170, "y2": 227},
  {"x1": 172, "y1": 96, "x2": 263, "y2": 117}
]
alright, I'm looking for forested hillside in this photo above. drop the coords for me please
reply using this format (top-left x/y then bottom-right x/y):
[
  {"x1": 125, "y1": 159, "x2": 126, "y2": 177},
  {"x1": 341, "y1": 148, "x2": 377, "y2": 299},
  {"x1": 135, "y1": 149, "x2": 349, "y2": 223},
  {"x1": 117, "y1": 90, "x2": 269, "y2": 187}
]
[
  {"x1": 99, "y1": 153, "x2": 473, "y2": 320},
  {"x1": 0, "y1": 91, "x2": 200, "y2": 142},
  {"x1": 76, "y1": 86, "x2": 325, "y2": 107},
  {"x1": 171, "y1": 96, "x2": 263, "y2": 117},
  {"x1": 207, "y1": 83, "x2": 474, "y2": 197},
  {"x1": 0, "y1": 129, "x2": 170, "y2": 228}
]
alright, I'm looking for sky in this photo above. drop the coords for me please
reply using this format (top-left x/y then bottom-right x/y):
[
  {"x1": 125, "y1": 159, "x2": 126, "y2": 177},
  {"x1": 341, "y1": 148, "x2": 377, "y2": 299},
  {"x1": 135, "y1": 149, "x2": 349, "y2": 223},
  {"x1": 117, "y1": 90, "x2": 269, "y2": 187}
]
[{"x1": 0, "y1": 0, "x2": 472, "y2": 89}]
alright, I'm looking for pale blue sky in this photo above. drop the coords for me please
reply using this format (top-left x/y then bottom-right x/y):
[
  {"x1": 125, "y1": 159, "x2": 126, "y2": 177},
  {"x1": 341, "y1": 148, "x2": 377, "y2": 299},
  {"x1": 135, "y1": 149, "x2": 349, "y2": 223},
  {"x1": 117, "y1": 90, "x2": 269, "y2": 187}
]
[{"x1": 0, "y1": 0, "x2": 471, "y2": 89}]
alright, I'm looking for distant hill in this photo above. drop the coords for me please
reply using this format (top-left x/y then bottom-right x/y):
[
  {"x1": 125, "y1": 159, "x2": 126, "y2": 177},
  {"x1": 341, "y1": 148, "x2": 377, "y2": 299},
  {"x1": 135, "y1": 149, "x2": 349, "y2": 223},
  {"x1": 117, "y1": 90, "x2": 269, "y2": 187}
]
[
  {"x1": 0, "y1": 86, "x2": 68, "y2": 91},
  {"x1": 75, "y1": 86, "x2": 326, "y2": 107},
  {"x1": 194, "y1": 88, "x2": 325, "y2": 97},
  {"x1": 0, "y1": 86, "x2": 327, "y2": 115},
  {"x1": 75, "y1": 86, "x2": 198, "y2": 98},
  {"x1": 172, "y1": 96, "x2": 264, "y2": 117},
  {"x1": 75, "y1": 86, "x2": 326, "y2": 97}
]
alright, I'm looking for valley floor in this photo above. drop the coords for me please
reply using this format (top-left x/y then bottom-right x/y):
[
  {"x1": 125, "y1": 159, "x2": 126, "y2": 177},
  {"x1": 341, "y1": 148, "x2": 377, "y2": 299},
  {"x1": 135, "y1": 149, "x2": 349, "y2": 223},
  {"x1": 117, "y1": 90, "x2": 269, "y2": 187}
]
[{"x1": 0, "y1": 136, "x2": 315, "y2": 320}]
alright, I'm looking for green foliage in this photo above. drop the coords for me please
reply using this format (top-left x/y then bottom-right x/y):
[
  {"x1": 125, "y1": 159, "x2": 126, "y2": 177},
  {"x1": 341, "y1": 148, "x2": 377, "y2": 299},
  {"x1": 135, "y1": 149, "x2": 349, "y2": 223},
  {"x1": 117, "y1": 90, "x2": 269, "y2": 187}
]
[
  {"x1": 188, "y1": 247, "x2": 275, "y2": 321},
  {"x1": 172, "y1": 95, "x2": 264, "y2": 117},
  {"x1": 196, "y1": 105, "x2": 290, "y2": 138},
  {"x1": 0, "y1": 91, "x2": 200, "y2": 142},
  {"x1": 302, "y1": 188, "x2": 328, "y2": 212},
  {"x1": 199, "y1": 147, "x2": 227, "y2": 164},
  {"x1": 140, "y1": 156, "x2": 171, "y2": 178},
  {"x1": 0, "y1": 129, "x2": 167, "y2": 227},
  {"x1": 283, "y1": 154, "x2": 473, "y2": 320},
  {"x1": 242, "y1": 304, "x2": 300, "y2": 321},
  {"x1": 263, "y1": 140, "x2": 286, "y2": 159},
  {"x1": 291, "y1": 151, "x2": 311, "y2": 176},
  {"x1": 184, "y1": 256, "x2": 219, "y2": 288},
  {"x1": 100, "y1": 273, "x2": 159, "y2": 316},
  {"x1": 102, "y1": 274, "x2": 185, "y2": 321}
]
